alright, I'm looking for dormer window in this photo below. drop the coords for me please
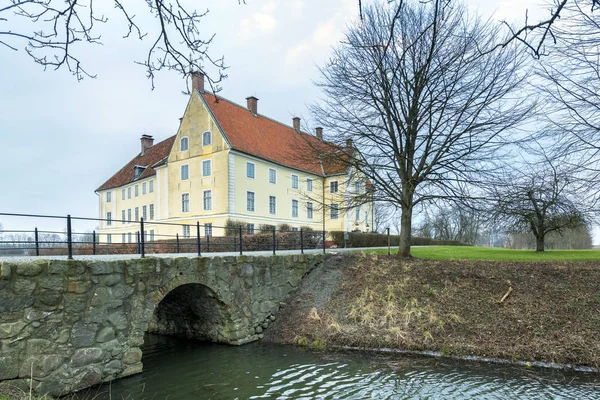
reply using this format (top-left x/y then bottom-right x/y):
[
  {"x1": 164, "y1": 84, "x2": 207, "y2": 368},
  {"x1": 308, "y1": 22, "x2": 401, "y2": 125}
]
[
  {"x1": 133, "y1": 165, "x2": 146, "y2": 180},
  {"x1": 180, "y1": 136, "x2": 189, "y2": 151},
  {"x1": 202, "y1": 131, "x2": 212, "y2": 146}
]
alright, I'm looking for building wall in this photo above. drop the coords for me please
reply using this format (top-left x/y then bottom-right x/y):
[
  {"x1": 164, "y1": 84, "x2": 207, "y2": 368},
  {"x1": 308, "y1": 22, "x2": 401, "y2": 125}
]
[
  {"x1": 97, "y1": 175, "x2": 159, "y2": 243},
  {"x1": 167, "y1": 92, "x2": 230, "y2": 223}
]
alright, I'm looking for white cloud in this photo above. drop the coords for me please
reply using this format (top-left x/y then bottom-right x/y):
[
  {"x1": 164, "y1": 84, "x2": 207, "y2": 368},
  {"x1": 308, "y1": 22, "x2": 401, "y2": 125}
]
[{"x1": 253, "y1": 12, "x2": 278, "y2": 32}]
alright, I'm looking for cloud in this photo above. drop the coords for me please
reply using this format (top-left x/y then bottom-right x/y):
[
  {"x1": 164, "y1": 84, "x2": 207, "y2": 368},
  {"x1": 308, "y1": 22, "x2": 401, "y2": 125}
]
[{"x1": 253, "y1": 12, "x2": 277, "y2": 32}]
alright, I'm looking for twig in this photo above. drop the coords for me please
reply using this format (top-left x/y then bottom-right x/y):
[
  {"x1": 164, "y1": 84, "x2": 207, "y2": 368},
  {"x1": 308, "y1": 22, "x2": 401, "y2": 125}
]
[{"x1": 499, "y1": 286, "x2": 513, "y2": 303}]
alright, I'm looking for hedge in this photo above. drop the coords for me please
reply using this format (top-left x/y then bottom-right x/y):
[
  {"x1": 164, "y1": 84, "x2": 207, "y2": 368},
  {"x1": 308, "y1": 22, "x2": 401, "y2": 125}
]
[{"x1": 329, "y1": 231, "x2": 470, "y2": 248}]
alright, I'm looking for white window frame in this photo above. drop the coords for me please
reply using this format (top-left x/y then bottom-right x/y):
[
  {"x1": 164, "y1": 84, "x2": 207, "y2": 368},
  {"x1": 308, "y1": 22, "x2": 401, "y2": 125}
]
[
  {"x1": 149, "y1": 204, "x2": 154, "y2": 220},
  {"x1": 269, "y1": 196, "x2": 276, "y2": 215},
  {"x1": 121, "y1": 210, "x2": 125, "y2": 224},
  {"x1": 106, "y1": 212, "x2": 112, "y2": 226},
  {"x1": 142, "y1": 205, "x2": 147, "y2": 220},
  {"x1": 150, "y1": 230, "x2": 155, "y2": 241},
  {"x1": 182, "y1": 193, "x2": 190, "y2": 213},
  {"x1": 330, "y1": 181, "x2": 339, "y2": 194},
  {"x1": 181, "y1": 164, "x2": 190, "y2": 181},
  {"x1": 202, "y1": 131, "x2": 212, "y2": 146},
  {"x1": 142, "y1": 182, "x2": 147, "y2": 195},
  {"x1": 149, "y1": 180, "x2": 154, "y2": 193},
  {"x1": 180, "y1": 136, "x2": 189, "y2": 151},
  {"x1": 203, "y1": 189, "x2": 213, "y2": 211},
  {"x1": 202, "y1": 159, "x2": 212, "y2": 177},
  {"x1": 356, "y1": 206, "x2": 361, "y2": 222},
  {"x1": 122, "y1": 189, "x2": 125, "y2": 200},
  {"x1": 122, "y1": 233, "x2": 126, "y2": 243},
  {"x1": 247, "y1": 224, "x2": 255, "y2": 235},
  {"x1": 127, "y1": 209, "x2": 132, "y2": 223},
  {"x1": 307, "y1": 178, "x2": 313, "y2": 192},
  {"x1": 106, "y1": 191, "x2": 112, "y2": 203},
  {"x1": 246, "y1": 162, "x2": 255, "y2": 179},
  {"x1": 127, "y1": 187, "x2": 131, "y2": 199},
  {"x1": 247, "y1": 191, "x2": 255, "y2": 212},
  {"x1": 135, "y1": 185, "x2": 139, "y2": 197},
  {"x1": 135, "y1": 207, "x2": 139, "y2": 222},
  {"x1": 128, "y1": 232, "x2": 132, "y2": 243},
  {"x1": 183, "y1": 225, "x2": 191, "y2": 238},
  {"x1": 107, "y1": 234, "x2": 112, "y2": 244},
  {"x1": 330, "y1": 203, "x2": 339, "y2": 220},
  {"x1": 307, "y1": 202, "x2": 313, "y2": 219},
  {"x1": 205, "y1": 223, "x2": 213, "y2": 237},
  {"x1": 291, "y1": 174, "x2": 299, "y2": 189},
  {"x1": 269, "y1": 168, "x2": 277, "y2": 184},
  {"x1": 292, "y1": 199, "x2": 299, "y2": 218}
]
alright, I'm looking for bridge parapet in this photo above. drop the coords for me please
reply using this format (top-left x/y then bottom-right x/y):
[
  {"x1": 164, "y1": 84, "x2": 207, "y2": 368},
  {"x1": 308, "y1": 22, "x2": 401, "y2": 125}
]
[{"x1": 0, "y1": 254, "x2": 324, "y2": 396}]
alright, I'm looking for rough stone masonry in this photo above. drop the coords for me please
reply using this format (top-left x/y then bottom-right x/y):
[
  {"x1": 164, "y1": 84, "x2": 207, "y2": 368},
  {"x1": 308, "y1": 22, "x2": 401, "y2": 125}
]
[{"x1": 0, "y1": 254, "x2": 323, "y2": 396}]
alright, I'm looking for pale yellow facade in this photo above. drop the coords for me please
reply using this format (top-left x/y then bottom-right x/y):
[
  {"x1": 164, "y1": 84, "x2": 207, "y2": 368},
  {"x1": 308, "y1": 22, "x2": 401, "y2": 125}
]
[{"x1": 97, "y1": 91, "x2": 373, "y2": 244}]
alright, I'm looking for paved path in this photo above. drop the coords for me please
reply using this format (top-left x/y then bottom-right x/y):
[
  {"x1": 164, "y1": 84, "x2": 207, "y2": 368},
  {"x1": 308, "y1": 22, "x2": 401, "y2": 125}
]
[{"x1": 0, "y1": 246, "x2": 397, "y2": 263}]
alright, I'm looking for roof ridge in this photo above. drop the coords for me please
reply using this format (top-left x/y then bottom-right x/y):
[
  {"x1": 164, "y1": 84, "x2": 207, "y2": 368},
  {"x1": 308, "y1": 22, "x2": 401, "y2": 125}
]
[{"x1": 203, "y1": 90, "x2": 326, "y2": 143}]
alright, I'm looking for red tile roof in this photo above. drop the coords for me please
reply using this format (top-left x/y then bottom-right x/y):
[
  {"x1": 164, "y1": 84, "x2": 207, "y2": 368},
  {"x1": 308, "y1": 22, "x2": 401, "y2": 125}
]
[
  {"x1": 97, "y1": 92, "x2": 350, "y2": 191},
  {"x1": 202, "y1": 92, "x2": 349, "y2": 176},
  {"x1": 96, "y1": 136, "x2": 175, "y2": 191}
]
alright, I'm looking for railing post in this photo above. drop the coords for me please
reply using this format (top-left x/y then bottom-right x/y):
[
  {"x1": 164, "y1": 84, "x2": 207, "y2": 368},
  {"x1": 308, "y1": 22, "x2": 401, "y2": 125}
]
[
  {"x1": 387, "y1": 227, "x2": 391, "y2": 256},
  {"x1": 207, "y1": 231, "x2": 210, "y2": 253},
  {"x1": 272, "y1": 228, "x2": 276, "y2": 255},
  {"x1": 136, "y1": 232, "x2": 140, "y2": 254},
  {"x1": 140, "y1": 218, "x2": 145, "y2": 258},
  {"x1": 67, "y1": 215, "x2": 73, "y2": 260},
  {"x1": 196, "y1": 222, "x2": 201, "y2": 256},
  {"x1": 176, "y1": 233, "x2": 180, "y2": 253},
  {"x1": 239, "y1": 226, "x2": 243, "y2": 255},
  {"x1": 322, "y1": 230, "x2": 326, "y2": 254},
  {"x1": 300, "y1": 228, "x2": 304, "y2": 254},
  {"x1": 92, "y1": 230, "x2": 96, "y2": 255},
  {"x1": 34, "y1": 227, "x2": 39, "y2": 257}
]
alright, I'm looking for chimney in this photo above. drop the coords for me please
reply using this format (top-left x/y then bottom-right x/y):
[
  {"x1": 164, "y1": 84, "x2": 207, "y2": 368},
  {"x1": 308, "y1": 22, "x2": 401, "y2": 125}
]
[
  {"x1": 191, "y1": 72, "x2": 204, "y2": 92},
  {"x1": 315, "y1": 127, "x2": 323, "y2": 141},
  {"x1": 246, "y1": 96, "x2": 258, "y2": 115},
  {"x1": 140, "y1": 134, "x2": 154, "y2": 155},
  {"x1": 346, "y1": 138, "x2": 353, "y2": 148},
  {"x1": 293, "y1": 117, "x2": 301, "y2": 131}
]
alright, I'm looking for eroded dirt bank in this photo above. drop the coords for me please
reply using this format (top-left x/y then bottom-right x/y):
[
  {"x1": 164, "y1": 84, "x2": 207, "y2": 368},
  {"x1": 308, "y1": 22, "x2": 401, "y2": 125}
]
[{"x1": 269, "y1": 254, "x2": 600, "y2": 368}]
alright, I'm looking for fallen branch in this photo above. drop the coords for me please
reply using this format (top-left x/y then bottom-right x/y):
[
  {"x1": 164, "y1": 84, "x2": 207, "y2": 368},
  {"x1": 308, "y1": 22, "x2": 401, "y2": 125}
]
[{"x1": 499, "y1": 287, "x2": 513, "y2": 304}]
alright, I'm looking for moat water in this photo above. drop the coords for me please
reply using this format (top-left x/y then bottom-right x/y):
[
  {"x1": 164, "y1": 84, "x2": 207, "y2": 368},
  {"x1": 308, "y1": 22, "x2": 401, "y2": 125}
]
[{"x1": 81, "y1": 334, "x2": 600, "y2": 399}]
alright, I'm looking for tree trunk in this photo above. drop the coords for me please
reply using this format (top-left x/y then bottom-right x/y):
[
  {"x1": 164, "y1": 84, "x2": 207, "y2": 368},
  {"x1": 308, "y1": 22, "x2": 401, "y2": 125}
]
[
  {"x1": 535, "y1": 234, "x2": 545, "y2": 252},
  {"x1": 398, "y1": 203, "x2": 413, "y2": 258}
]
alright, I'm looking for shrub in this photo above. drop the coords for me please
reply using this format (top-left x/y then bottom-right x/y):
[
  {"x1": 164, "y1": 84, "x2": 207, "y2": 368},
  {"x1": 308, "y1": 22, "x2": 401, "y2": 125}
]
[{"x1": 330, "y1": 231, "x2": 469, "y2": 248}]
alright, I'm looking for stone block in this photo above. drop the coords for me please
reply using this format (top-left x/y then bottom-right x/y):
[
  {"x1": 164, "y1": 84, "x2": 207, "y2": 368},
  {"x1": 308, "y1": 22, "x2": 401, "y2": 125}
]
[
  {"x1": 55, "y1": 329, "x2": 70, "y2": 344},
  {"x1": 107, "y1": 311, "x2": 128, "y2": 331},
  {"x1": 71, "y1": 347, "x2": 104, "y2": 367},
  {"x1": 67, "y1": 280, "x2": 92, "y2": 294},
  {"x1": 71, "y1": 322, "x2": 99, "y2": 348},
  {"x1": 71, "y1": 366, "x2": 103, "y2": 392},
  {"x1": 104, "y1": 359, "x2": 123, "y2": 376},
  {"x1": 121, "y1": 362, "x2": 143, "y2": 377},
  {"x1": 16, "y1": 263, "x2": 43, "y2": 277},
  {"x1": 39, "y1": 275, "x2": 64, "y2": 290},
  {"x1": 0, "y1": 296, "x2": 34, "y2": 312},
  {"x1": 26, "y1": 338, "x2": 53, "y2": 355},
  {"x1": 89, "y1": 262, "x2": 113, "y2": 275},
  {"x1": 63, "y1": 294, "x2": 88, "y2": 313},
  {"x1": 95, "y1": 326, "x2": 115, "y2": 343},
  {"x1": 0, "y1": 263, "x2": 12, "y2": 280},
  {"x1": 38, "y1": 289, "x2": 63, "y2": 307},
  {"x1": 122, "y1": 348, "x2": 142, "y2": 365},
  {"x1": 0, "y1": 355, "x2": 19, "y2": 380},
  {"x1": 20, "y1": 354, "x2": 63, "y2": 378},
  {"x1": 101, "y1": 274, "x2": 122, "y2": 286},
  {"x1": 0, "y1": 321, "x2": 27, "y2": 339},
  {"x1": 13, "y1": 278, "x2": 37, "y2": 295}
]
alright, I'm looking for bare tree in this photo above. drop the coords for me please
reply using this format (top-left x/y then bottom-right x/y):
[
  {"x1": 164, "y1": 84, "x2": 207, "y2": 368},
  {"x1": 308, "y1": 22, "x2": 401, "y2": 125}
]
[
  {"x1": 0, "y1": 1, "x2": 232, "y2": 90},
  {"x1": 487, "y1": 158, "x2": 595, "y2": 252},
  {"x1": 533, "y1": 2, "x2": 600, "y2": 177},
  {"x1": 417, "y1": 205, "x2": 482, "y2": 244},
  {"x1": 311, "y1": 0, "x2": 532, "y2": 257}
]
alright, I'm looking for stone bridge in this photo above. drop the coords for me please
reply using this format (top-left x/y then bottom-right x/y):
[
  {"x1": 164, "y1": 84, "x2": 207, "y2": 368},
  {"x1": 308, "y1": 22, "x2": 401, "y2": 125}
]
[{"x1": 0, "y1": 254, "x2": 324, "y2": 396}]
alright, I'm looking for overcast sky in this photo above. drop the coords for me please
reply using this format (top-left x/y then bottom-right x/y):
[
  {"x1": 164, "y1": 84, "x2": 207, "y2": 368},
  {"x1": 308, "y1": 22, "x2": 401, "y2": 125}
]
[{"x1": 0, "y1": 0, "x2": 551, "y2": 234}]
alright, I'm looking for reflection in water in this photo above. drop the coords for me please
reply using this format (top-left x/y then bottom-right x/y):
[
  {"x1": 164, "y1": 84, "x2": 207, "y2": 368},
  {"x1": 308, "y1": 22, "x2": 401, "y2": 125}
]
[{"x1": 81, "y1": 334, "x2": 600, "y2": 399}]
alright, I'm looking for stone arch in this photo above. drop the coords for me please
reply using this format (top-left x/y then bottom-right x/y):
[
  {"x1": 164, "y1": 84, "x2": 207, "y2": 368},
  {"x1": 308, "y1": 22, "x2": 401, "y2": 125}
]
[{"x1": 146, "y1": 282, "x2": 234, "y2": 343}]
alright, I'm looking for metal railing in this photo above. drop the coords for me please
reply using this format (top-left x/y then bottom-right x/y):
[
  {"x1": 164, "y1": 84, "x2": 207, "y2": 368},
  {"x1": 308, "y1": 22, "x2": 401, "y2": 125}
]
[{"x1": 0, "y1": 212, "x2": 328, "y2": 259}]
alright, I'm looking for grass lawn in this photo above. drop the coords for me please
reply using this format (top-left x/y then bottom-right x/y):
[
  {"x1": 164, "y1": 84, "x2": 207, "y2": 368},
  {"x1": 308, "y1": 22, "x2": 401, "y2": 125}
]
[{"x1": 364, "y1": 245, "x2": 600, "y2": 261}]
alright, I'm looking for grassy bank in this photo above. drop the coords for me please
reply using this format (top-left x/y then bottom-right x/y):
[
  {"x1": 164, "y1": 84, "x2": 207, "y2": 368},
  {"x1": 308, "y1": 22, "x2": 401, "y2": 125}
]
[
  {"x1": 367, "y1": 246, "x2": 600, "y2": 261},
  {"x1": 271, "y1": 254, "x2": 600, "y2": 368}
]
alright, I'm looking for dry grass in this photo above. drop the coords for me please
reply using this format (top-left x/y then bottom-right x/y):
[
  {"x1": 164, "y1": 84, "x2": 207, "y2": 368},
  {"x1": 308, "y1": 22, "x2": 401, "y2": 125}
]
[{"x1": 272, "y1": 254, "x2": 600, "y2": 368}]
